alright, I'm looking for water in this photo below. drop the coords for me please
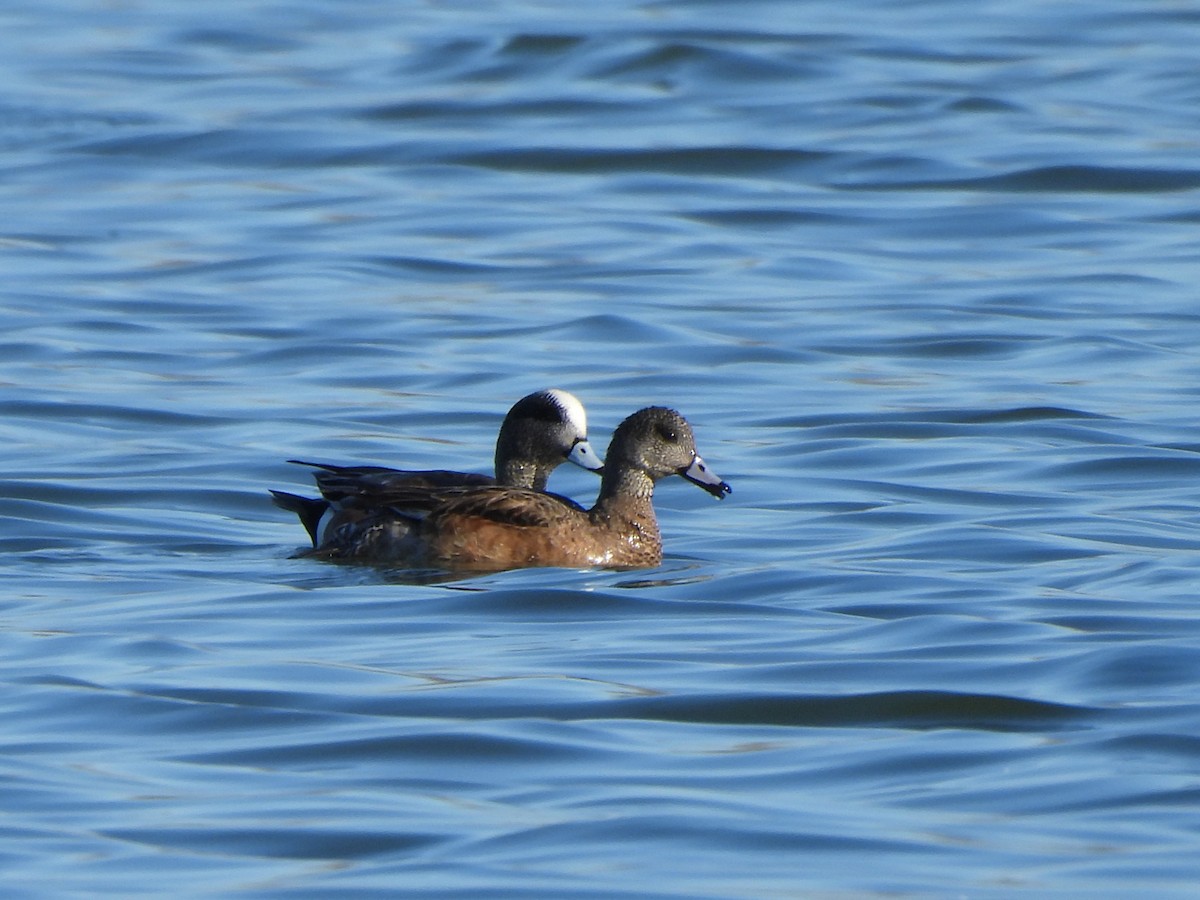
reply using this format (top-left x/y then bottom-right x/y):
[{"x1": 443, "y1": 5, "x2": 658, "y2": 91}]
[{"x1": 3, "y1": 0, "x2": 1200, "y2": 895}]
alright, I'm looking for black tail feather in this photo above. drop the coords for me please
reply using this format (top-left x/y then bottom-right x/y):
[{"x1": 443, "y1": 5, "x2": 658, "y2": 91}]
[{"x1": 269, "y1": 490, "x2": 329, "y2": 547}]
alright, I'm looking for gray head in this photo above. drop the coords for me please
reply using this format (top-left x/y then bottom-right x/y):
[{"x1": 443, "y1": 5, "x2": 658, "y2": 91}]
[
  {"x1": 601, "y1": 407, "x2": 731, "y2": 500},
  {"x1": 494, "y1": 388, "x2": 603, "y2": 490}
]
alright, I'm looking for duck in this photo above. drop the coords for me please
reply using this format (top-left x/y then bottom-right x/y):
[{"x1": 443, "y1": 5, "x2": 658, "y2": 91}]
[
  {"x1": 309, "y1": 406, "x2": 730, "y2": 571},
  {"x1": 271, "y1": 388, "x2": 602, "y2": 552}
]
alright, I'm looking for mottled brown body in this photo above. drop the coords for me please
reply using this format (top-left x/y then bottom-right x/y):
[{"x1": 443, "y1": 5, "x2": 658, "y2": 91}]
[{"x1": 413, "y1": 486, "x2": 663, "y2": 570}]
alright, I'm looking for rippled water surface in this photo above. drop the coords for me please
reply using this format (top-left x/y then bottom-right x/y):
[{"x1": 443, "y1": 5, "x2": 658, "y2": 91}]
[{"x1": 4, "y1": 0, "x2": 1200, "y2": 896}]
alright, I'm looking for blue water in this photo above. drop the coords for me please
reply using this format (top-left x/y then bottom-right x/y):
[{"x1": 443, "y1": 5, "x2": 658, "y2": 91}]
[{"x1": 4, "y1": 0, "x2": 1200, "y2": 895}]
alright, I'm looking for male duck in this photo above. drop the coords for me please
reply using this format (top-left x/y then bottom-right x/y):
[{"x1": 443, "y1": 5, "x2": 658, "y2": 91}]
[
  {"x1": 310, "y1": 406, "x2": 730, "y2": 571},
  {"x1": 271, "y1": 388, "x2": 602, "y2": 551}
]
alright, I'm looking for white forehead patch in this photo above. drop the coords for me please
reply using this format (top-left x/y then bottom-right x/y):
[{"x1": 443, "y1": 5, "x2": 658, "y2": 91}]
[{"x1": 545, "y1": 388, "x2": 588, "y2": 435}]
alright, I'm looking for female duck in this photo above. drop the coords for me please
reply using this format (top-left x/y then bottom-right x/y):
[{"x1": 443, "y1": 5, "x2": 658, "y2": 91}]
[{"x1": 334, "y1": 406, "x2": 730, "y2": 571}]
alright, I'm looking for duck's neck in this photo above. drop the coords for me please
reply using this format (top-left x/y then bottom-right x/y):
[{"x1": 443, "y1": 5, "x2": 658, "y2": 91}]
[
  {"x1": 590, "y1": 465, "x2": 662, "y2": 565},
  {"x1": 592, "y1": 465, "x2": 657, "y2": 524},
  {"x1": 496, "y1": 458, "x2": 550, "y2": 491}
]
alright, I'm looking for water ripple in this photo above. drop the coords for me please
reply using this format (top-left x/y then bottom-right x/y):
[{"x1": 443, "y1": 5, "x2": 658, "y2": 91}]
[{"x1": 5, "y1": 0, "x2": 1200, "y2": 895}]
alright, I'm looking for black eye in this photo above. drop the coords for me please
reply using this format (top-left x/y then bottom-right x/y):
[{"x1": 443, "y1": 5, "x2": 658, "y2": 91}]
[{"x1": 657, "y1": 426, "x2": 678, "y2": 443}]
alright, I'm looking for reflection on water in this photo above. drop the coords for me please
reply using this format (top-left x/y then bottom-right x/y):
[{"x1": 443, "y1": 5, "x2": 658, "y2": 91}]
[{"x1": 4, "y1": 0, "x2": 1200, "y2": 895}]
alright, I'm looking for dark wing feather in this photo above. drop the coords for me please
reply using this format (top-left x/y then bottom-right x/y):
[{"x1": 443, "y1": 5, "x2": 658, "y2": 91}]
[
  {"x1": 427, "y1": 487, "x2": 586, "y2": 529},
  {"x1": 288, "y1": 460, "x2": 495, "y2": 507}
]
